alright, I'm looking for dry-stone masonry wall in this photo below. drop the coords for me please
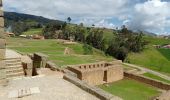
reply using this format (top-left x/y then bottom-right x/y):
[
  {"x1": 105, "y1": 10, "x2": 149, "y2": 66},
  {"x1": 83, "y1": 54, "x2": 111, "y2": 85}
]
[
  {"x1": 67, "y1": 60, "x2": 124, "y2": 85},
  {"x1": 124, "y1": 72, "x2": 170, "y2": 90},
  {"x1": 0, "y1": 0, "x2": 6, "y2": 85}
]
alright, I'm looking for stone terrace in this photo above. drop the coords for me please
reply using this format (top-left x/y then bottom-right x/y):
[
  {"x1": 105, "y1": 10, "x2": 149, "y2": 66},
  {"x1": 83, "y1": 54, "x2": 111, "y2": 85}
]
[{"x1": 0, "y1": 71, "x2": 99, "y2": 100}]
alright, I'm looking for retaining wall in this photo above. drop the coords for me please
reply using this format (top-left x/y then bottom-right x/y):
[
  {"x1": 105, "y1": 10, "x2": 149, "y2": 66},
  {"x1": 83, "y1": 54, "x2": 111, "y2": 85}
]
[
  {"x1": 124, "y1": 72, "x2": 170, "y2": 90},
  {"x1": 63, "y1": 74, "x2": 122, "y2": 100}
]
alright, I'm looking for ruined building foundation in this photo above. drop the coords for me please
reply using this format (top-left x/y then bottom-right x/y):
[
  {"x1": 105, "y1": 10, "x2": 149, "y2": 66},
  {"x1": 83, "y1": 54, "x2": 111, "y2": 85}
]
[{"x1": 67, "y1": 60, "x2": 124, "y2": 85}]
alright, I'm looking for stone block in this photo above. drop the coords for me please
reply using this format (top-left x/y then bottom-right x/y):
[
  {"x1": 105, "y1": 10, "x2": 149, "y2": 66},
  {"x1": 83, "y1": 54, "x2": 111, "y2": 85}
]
[
  {"x1": 0, "y1": 60, "x2": 5, "y2": 69},
  {"x1": 0, "y1": 8, "x2": 3, "y2": 16},
  {"x1": 0, "y1": 49, "x2": 5, "y2": 60},
  {"x1": 0, "y1": 39, "x2": 5, "y2": 49},
  {"x1": 0, "y1": 17, "x2": 4, "y2": 27},
  {"x1": 0, "y1": 27, "x2": 4, "y2": 38},
  {"x1": 0, "y1": 0, "x2": 2, "y2": 6}
]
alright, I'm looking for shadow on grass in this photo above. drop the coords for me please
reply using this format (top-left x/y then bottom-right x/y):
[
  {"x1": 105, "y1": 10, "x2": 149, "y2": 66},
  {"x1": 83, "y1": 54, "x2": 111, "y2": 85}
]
[{"x1": 157, "y1": 48, "x2": 170, "y2": 61}]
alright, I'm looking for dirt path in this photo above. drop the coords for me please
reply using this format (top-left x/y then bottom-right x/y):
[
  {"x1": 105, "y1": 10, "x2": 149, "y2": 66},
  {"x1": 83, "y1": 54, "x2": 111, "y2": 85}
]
[{"x1": 124, "y1": 63, "x2": 170, "y2": 81}]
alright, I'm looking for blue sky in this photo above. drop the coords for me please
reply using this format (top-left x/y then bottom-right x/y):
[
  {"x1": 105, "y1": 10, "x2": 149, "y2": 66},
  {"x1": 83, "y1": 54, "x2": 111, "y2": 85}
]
[{"x1": 3, "y1": 0, "x2": 170, "y2": 34}]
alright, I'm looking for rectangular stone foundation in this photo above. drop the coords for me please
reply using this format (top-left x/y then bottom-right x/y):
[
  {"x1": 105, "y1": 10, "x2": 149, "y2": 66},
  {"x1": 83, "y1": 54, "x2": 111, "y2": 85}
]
[{"x1": 67, "y1": 61, "x2": 124, "y2": 85}]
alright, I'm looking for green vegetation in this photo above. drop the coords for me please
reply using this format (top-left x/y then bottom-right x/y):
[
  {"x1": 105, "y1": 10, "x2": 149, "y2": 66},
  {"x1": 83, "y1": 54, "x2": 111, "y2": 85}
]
[
  {"x1": 100, "y1": 79, "x2": 160, "y2": 100},
  {"x1": 7, "y1": 37, "x2": 113, "y2": 67},
  {"x1": 143, "y1": 73, "x2": 170, "y2": 84},
  {"x1": 23, "y1": 28, "x2": 43, "y2": 35},
  {"x1": 144, "y1": 36, "x2": 170, "y2": 45},
  {"x1": 157, "y1": 48, "x2": 170, "y2": 60},
  {"x1": 127, "y1": 36, "x2": 170, "y2": 75},
  {"x1": 5, "y1": 12, "x2": 64, "y2": 35}
]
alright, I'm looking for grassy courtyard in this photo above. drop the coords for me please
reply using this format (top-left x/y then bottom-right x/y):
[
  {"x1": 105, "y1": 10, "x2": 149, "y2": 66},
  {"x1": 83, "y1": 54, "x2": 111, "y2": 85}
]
[
  {"x1": 6, "y1": 37, "x2": 113, "y2": 67},
  {"x1": 100, "y1": 79, "x2": 160, "y2": 100}
]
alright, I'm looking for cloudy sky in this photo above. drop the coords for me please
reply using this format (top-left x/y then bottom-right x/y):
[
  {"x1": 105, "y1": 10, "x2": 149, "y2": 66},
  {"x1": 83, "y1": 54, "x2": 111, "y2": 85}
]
[{"x1": 3, "y1": 0, "x2": 170, "y2": 34}]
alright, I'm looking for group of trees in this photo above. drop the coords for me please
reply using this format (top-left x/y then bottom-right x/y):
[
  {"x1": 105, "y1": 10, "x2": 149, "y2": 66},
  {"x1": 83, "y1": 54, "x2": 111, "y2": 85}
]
[
  {"x1": 42, "y1": 17, "x2": 147, "y2": 61},
  {"x1": 106, "y1": 26, "x2": 147, "y2": 61}
]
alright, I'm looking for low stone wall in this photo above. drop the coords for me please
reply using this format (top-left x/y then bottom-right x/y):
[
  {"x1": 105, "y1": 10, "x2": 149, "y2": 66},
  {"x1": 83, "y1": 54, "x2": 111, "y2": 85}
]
[
  {"x1": 33, "y1": 53, "x2": 48, "y2": 68},
  {"x1": 67, "y1": 61, "x2": 124, "y2": 85},
  {"x1": 63, "y1": 74, "x2": 122, "y2": 100},
  {"x1": 45, "y1": 61, "x2": 62, "y2": 71},
  {"x1": 124, "y1": 72, "x2": 170, "y2": 90}
]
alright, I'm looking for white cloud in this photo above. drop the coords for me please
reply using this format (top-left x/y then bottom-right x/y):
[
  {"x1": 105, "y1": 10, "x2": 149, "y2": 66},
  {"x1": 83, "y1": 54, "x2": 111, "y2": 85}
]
[
  {"x1": 127, "y1": 0, "x2": 170, "y2": 34},
  {"x1": 3, "y1": 0, "x2": 129, "y2": 19},
  {"x1": 3, "y1": 0, "x2": 170, "y2": 34}
]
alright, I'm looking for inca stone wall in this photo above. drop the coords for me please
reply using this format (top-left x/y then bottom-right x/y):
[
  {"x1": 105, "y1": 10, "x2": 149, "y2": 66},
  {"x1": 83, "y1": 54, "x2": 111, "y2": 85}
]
[
  {"x1": 124, "y1": 72, "x2": 170, "y2": 90},
  {"x1": 67, "y1": 61, "x2": 124, "y2": 85},
  {"x1": 0, "y1": 0, "x2": 6, "y2": 85}
]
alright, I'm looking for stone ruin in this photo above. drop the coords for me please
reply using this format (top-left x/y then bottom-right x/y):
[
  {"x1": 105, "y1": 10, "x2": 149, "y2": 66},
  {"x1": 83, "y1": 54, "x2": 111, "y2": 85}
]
[
  {"x1": 67, "y1": 60, "x2": 124, "y2": 85},
  {"x1": 0, "y1": 0, "x2": 7, "y2": 86}
]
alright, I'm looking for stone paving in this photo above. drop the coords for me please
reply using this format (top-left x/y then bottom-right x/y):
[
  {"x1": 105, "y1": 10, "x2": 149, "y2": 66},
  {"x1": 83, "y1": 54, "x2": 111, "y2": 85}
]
[
  {"x1": 0, "y1": 73, "x2": 99, "y2": 100},
  {"x1": 5, "y1": 49, "x2": 22, "y2": 59}
]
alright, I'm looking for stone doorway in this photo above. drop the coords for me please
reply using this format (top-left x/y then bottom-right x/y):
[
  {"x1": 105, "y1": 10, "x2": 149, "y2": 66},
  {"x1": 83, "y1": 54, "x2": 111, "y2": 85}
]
[{"x1": 103, "y1": 70, "x2": 107, "y2": 82}]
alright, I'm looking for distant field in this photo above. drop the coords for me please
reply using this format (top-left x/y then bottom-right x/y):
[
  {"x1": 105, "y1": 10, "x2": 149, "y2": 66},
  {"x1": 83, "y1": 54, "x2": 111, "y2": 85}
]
[
  {"x1": 100, "y1": 78, "x2": 160, "y2": 100},
  {"x1": 128, "y1": 36, "x2": 170, "y2": 75},
  {"x1": 23, "y1": 28, "x2": 43, "y2": 35},
  {"x1": 143, "y1": 73, "x2": 170, "y2": 84},
  {"x1": 6, "y1": 37, "x2": 113, "y2": 67},
  {"x1": 144, "y1": 36, "x2": 170, "y2": 45}
]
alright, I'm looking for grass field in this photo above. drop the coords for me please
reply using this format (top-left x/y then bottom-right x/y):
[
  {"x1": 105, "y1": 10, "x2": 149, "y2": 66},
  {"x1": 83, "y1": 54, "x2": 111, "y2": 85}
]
[
  {"x1": 143, "y1": 73, "x2": 170, "y2": 84},
  {"x1": 23, "y1": 28, "x2": 43, "y2": 35},
  {"x1": 157, "y1": 48, "x2": 170, "y2": 60},
  {"x1": 6, "y1": 37, "x2": 113, "y2": 67},
  {"x1": 127, "y1": 36, "x2": 170, "y2": 75},
  {"x1": 100, "y1": 79, "x2": 160, "y2": 100}
]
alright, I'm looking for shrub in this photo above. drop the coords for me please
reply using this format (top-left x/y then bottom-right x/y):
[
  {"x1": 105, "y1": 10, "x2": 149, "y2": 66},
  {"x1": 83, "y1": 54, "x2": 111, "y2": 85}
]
[{"x1": 83, "y1": 44, "x2": 93, "y2": 55}]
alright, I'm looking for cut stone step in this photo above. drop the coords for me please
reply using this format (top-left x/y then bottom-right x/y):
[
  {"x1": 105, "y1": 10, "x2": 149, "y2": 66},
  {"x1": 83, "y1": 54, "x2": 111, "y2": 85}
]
[
  {"x1": 6, "y1": 65, "x2": 23, "y2": 69},
  {"x1": 5, "y1": 58, "x2": 21, "y2": 61},
  {"x1": 6, "y1": 68, "x2": 23, "y2": 73},
  {"x1": 5, "y1": 58, "x2": 21, "y2": 63},
  {"x1": 6, "y1": 62, "x2": 22, "y2": 66},
  {"x1": 6, "y1": 72, "x2": 24, "y2": 78}
]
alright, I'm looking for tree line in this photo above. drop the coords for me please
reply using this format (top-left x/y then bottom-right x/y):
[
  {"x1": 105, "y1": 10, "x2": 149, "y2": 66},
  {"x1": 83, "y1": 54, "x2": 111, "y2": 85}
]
[{"x1": 42, "y1": 17, "x2": 148, "y2": 61}]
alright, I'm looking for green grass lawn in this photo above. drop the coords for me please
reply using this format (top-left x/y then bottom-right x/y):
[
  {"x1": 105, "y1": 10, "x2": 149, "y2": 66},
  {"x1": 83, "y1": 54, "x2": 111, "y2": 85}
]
[
  {"x1": 143, "y1": 73, "x2": 170, "y2": 84},
  {"x1": 23, "y1": 28, "x2": 43, "y2": 35},
  {"x1": 100, "y1": 79, "x2": 160, "y2": 100},
  {"x1": 157, "y1": 48, "x2": 170, "y2": 60},
  {"x1": 6, "y1": 37, "x2": 113, "y2": 67}
]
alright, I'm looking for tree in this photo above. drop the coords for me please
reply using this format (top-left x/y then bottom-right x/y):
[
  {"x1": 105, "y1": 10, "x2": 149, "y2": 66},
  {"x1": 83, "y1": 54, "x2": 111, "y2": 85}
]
[
  {"x1": 106, "y1": 26, "x2": 147, "y2": 61},
  {"x1": 86, "y1": 29, "x2": 106, "y2": 51},
  {"x1": 67, "y1": 17, "x2": 72, "y2": 23},
  {"x1": 42, "y1": 22, "x2": 63, "y2": 39},
  {"x1": 106, "y1": 43, "x2": 128, "y2": 61}
]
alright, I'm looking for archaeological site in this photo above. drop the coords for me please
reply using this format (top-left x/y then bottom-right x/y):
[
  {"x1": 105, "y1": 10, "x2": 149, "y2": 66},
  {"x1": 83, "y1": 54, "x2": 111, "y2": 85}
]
[{"x1": 1, "y1": 0, "x2": 170, "y2": 100}]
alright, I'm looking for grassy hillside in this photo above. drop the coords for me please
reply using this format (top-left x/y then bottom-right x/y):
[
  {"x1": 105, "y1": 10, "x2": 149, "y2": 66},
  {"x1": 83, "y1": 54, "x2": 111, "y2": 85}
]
[
  {"x1": 6, "y1": 37, "x2": 113, "y2": 67},
  {"x1": 127, "y1": 36, "x2": 170, "y2": 75},
  {"x1": 23, "y1": 28, "x2": 43, "y2": 35},
  {"x1": 4, "y1": 12, "x2": 64, "y2": 27}
]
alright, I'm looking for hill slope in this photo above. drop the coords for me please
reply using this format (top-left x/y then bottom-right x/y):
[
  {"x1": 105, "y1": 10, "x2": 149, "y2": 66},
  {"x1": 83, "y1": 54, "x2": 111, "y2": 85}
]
[
  {"x1": 127, "y1": 36, "x2": 170, "y2": 75},
  {"x1": 4, "y1": 12, "x2": 64, "y2": 27},
  {"x1": 6, "y1": 37, "x2": 113, "y2": 67}
]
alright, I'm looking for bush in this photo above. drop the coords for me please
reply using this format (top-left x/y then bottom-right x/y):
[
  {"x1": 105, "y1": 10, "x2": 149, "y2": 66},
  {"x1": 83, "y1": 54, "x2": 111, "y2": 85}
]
[
  {"x1": 106, "y1": 43, "x2": 128, "y2": 61},
  {"x1": 83, "y1": 44, "x2": 93, "y2": 55}
]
